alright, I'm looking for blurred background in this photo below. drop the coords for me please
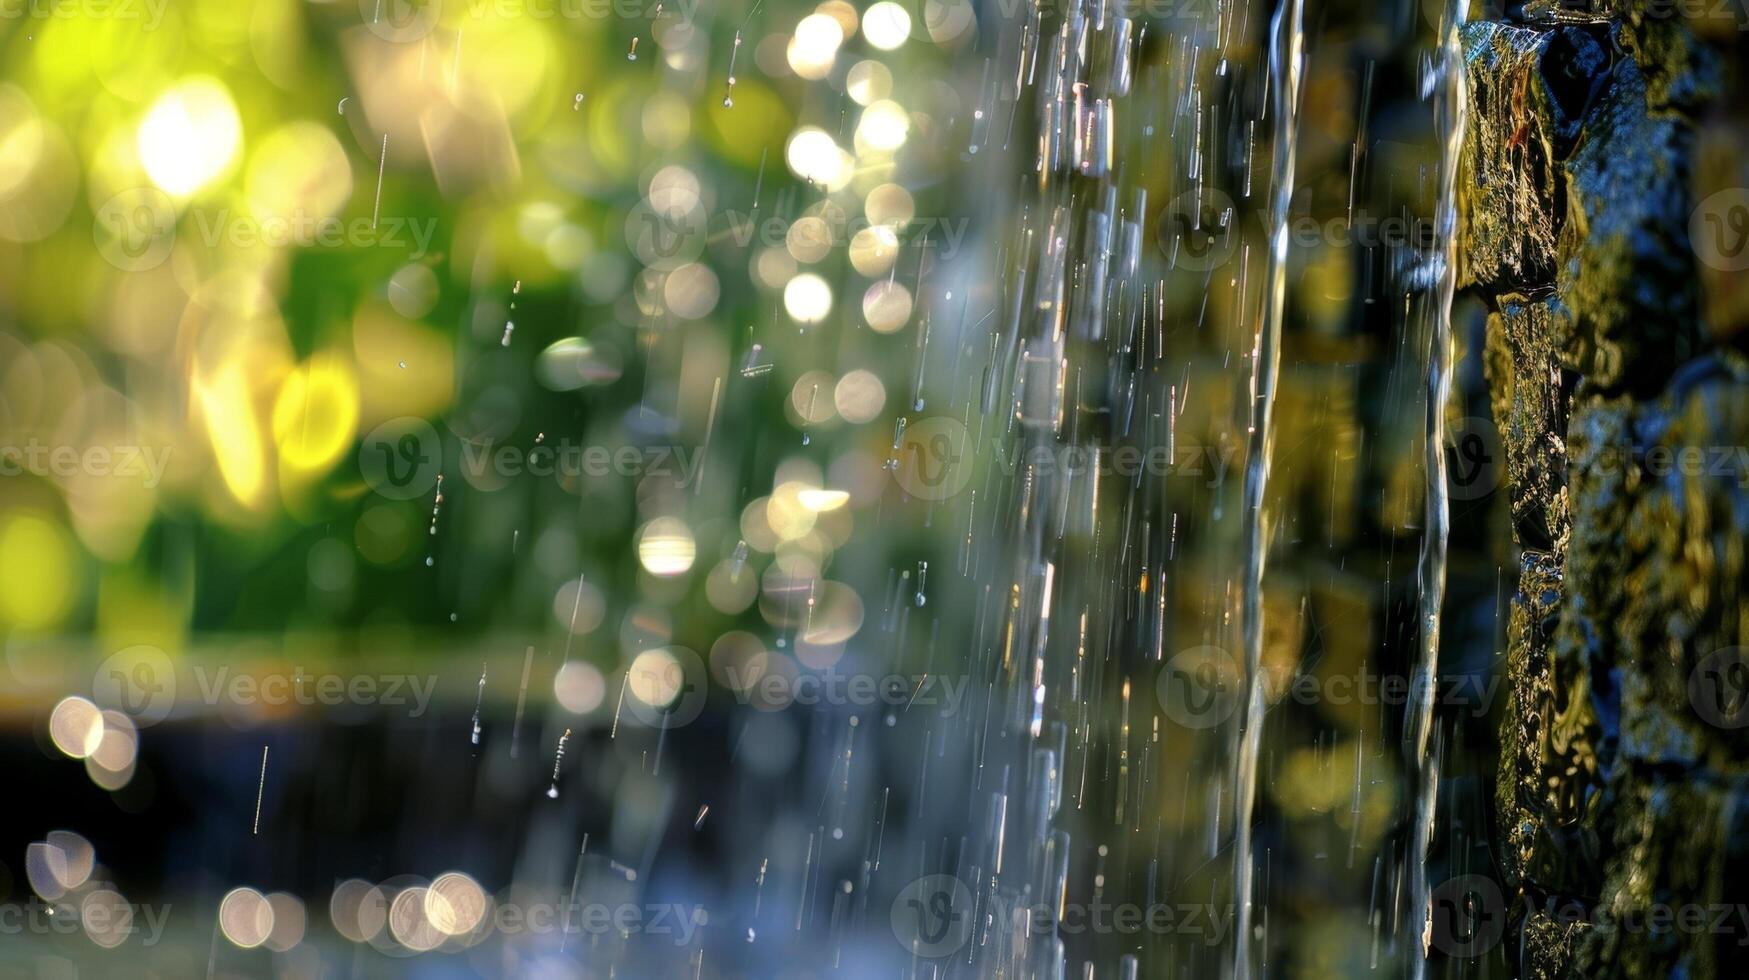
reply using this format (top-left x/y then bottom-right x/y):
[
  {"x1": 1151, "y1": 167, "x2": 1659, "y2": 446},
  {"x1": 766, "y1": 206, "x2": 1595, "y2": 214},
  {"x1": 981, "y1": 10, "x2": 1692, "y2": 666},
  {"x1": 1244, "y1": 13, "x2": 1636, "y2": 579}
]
[{"x1": 0, "y1": 0, "x2": 1554, "y2": 976}]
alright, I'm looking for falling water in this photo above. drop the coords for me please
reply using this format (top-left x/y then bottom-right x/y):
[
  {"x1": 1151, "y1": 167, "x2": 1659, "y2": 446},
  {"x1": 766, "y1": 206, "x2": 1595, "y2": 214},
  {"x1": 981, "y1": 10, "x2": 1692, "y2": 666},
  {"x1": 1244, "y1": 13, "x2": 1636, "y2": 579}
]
[
  {"x1": 547, "y1": 727, "x2": 572, "y2": 799},
  {"x1": 469, "y1": 662, "x2": 487, "y2": 747},
  {"x1": 1407, "y1": 3, "x2": 1470, "y2": 975},
  {"x1": 20, "y1": 0, "x2": 1525, "y2": 973},
  {"x1": 1231, "y1": 2, "x2": 1306, "y2": 976}
]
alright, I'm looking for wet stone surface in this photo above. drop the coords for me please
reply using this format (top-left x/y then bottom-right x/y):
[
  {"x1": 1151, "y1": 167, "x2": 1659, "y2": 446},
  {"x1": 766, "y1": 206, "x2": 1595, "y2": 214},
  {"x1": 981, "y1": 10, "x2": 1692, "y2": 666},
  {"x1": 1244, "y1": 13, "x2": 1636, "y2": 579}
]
[{"x1": 1461, "y1": 3, "x2": 1748, "y2": 976}]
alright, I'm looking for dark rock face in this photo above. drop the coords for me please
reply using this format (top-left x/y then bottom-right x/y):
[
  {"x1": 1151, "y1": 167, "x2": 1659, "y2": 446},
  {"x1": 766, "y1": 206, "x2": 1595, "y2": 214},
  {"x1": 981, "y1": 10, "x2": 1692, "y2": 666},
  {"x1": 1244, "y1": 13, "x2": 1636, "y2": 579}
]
[{"x1": 1461, "y1": 4, "x2": 1747, "y2": 977}]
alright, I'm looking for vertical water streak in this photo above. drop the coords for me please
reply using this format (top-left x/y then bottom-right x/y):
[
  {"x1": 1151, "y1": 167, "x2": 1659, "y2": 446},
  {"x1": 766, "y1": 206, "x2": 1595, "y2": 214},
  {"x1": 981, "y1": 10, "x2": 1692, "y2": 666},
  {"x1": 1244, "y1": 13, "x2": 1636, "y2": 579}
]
[
  {"x1": 1231, "y1": 1, "x2": 1305, "y2": 977},
  {"x1": 1408, "y1": 3, "x2": 1468, "y2": 975}
]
